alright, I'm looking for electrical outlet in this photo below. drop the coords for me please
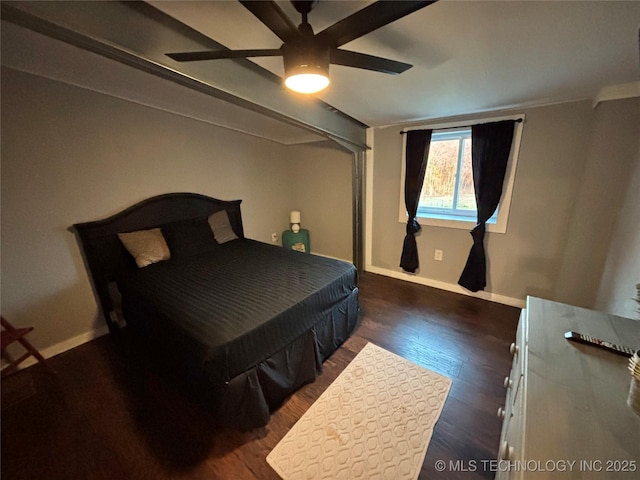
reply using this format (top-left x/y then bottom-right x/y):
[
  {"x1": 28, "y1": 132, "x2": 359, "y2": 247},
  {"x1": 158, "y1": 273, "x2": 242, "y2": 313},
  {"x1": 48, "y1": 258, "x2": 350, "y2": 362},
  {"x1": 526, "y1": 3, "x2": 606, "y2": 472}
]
[
  {"x1": 434, "y1": 249, "x2": 443, "y2": 261},
  {"x1": 271, "y1": 232, "x2": 278, "y2": 243}
]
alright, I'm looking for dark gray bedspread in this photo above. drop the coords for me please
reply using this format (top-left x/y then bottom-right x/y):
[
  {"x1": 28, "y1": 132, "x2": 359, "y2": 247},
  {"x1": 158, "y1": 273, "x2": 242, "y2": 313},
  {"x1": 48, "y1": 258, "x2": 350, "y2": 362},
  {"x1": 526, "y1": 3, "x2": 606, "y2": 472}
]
[{"x1": 118, "y1": 239, "x2": 357, "y2": 385}]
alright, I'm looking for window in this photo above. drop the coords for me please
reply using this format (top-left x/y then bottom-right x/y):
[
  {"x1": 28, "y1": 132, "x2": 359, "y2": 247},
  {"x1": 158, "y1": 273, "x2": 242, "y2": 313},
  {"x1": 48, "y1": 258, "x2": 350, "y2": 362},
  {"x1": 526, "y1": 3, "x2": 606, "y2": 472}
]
[
  {"x1": 417, "y1": 129, "x2": 498, "y2": 223},
  {"x1": 399, "y1": 115, "x2": 524, "y2": 233}
]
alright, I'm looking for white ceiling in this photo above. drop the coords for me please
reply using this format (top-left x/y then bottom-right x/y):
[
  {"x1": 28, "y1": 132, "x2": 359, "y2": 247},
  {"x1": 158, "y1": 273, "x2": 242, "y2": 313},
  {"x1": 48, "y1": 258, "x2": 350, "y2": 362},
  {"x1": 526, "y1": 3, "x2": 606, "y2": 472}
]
[{"x1": 152, "y1": 0, "x2": 640, "y2": 126}]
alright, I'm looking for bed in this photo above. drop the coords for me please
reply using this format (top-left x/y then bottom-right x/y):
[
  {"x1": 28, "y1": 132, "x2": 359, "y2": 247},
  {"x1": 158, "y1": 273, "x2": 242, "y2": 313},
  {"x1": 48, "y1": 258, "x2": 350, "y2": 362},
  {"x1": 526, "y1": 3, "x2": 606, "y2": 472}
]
[{"x1": 72, "y1": 192, "x2": 359, "y2": 429}]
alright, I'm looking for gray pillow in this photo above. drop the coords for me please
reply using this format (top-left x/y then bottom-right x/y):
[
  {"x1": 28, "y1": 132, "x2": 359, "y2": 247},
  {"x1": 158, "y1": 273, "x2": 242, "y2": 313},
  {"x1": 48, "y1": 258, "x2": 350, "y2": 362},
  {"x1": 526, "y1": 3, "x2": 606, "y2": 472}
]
[
  {"x1": 208, "y1": 210, "x2": 239, "y2": 244},
  {"x1": 162, "y1": 217, "x2": 217, "y2": 259}
]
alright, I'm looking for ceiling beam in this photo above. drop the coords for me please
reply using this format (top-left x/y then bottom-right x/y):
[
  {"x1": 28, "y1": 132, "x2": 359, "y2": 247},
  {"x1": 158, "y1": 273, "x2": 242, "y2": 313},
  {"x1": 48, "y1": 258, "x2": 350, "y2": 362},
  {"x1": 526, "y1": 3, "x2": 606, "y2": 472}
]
[{"x1": 1, "y1": 1, "x2": 368, "y2": 152}]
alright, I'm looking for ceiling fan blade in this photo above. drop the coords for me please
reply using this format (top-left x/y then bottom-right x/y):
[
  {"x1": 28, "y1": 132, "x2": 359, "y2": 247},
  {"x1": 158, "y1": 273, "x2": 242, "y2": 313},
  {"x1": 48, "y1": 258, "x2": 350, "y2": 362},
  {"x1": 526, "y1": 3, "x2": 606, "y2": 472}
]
[
  {"x1": 316, "y1": 1, "x2": 436, "y2": 48},
  {"x1": 166, "y1": 49, "x2": 282, "y2": 62},
  {"x1": 239, "y1": 1, "x2": 301, "y2": 43},
  {"x1": 330, "y1": 49, "x2": 412, "y2": 74}
]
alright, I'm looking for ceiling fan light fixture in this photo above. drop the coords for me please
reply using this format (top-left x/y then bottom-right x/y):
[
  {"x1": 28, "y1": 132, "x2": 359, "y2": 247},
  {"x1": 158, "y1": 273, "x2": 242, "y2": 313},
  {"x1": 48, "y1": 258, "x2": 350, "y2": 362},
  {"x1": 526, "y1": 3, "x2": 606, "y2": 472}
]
[
  {"x1": 283, "y1": 44, "x2": 330, "y2": 94},
  {"x1": 285, "y1": 67, "x2": 330, "y2": 94}
]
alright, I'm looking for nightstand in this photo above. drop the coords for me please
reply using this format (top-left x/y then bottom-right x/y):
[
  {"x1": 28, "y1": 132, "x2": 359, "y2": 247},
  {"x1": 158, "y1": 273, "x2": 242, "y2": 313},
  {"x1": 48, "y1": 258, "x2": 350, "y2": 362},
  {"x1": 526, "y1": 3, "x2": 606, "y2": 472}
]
[{"x1": 282, "y1": 229, "x2": 310, "y2": 253}]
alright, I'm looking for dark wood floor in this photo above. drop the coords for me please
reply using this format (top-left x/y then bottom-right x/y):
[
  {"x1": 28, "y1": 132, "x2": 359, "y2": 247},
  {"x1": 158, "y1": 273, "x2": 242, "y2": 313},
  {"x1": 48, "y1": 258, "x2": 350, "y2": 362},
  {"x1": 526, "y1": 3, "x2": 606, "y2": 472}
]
[{"x1": 1, "y1": 272, "x2": 519, "y2": 480}]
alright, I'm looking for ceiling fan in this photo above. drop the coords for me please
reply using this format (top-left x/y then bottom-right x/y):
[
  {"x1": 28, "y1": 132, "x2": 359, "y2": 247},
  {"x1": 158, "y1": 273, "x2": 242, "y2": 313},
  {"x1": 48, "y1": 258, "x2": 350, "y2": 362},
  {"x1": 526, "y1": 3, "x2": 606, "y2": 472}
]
[{"x1": 166, "y1": 0, "x2": 437, "y2": 94}]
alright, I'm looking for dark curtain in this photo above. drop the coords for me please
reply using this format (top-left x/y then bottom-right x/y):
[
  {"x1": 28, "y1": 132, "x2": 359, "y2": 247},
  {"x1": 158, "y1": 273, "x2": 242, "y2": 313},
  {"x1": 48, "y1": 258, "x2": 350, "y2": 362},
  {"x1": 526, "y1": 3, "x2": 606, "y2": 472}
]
[
  {"x1": 400, "y1": 129, "x2": 432, "y2": 273},
  {"x1": 458, "y1": 120, "x2": 515, "y2": 292}
]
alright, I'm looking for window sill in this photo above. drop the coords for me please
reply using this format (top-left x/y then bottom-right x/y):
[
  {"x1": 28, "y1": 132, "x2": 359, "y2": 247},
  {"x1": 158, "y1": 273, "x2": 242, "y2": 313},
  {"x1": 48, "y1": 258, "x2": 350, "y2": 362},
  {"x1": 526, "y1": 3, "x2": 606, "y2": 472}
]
[{"x1": 399, "y1": 213, "x2": 507, "y2": 234}]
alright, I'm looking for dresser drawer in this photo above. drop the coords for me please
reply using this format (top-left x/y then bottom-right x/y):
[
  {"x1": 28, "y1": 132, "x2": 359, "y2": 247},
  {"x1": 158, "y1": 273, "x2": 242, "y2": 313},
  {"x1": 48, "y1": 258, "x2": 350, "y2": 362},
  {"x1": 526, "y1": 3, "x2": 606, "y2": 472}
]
[
  {"x1": 496, "y1": 308, "x2": 528, "y2": 480},
  {"x1": 496, "y1": 383, "x2": 525, "y2": 480},
  {"x1": 512, "y1": 308, "x2": 526, "y2": 376},
  {"x1": 500, "y1": 308, "x2": 526, "y2": 416}
]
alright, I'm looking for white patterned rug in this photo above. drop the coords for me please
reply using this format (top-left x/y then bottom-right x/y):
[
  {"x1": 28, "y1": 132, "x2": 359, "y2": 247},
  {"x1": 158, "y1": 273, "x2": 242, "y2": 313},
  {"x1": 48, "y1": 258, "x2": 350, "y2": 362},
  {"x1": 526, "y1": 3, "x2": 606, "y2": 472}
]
[{"x1": 267, "y1": 342, "x2": 452, "y2": 480}]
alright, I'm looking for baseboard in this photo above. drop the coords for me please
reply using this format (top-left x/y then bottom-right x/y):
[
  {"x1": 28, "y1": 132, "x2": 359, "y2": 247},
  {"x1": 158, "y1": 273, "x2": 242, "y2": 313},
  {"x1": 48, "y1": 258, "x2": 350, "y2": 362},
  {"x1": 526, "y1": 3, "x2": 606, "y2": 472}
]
[
  {"x1": 365, "y1": 264, "x2": 525, "y2": 308},
  {"x1": 311, "y1": 251, "x2": 352, "y2": 263},
  {"x1": 3, "y1": 324, "x2": 110, "y2": 372}
]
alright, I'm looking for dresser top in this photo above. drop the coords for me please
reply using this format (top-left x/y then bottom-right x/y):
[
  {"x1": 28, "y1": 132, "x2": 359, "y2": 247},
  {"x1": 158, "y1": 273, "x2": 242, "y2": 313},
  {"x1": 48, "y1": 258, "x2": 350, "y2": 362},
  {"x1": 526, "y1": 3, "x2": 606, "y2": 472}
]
[{"x1": 524, "y1": 297, "x2": 640, "y2": 472}]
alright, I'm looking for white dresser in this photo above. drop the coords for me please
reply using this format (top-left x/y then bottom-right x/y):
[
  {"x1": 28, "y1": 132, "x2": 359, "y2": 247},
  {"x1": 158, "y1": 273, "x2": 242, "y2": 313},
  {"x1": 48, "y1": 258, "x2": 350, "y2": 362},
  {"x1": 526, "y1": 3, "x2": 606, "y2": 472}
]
[{"x1": 497, "y1": 297, "x2": 640, "y2": 479}]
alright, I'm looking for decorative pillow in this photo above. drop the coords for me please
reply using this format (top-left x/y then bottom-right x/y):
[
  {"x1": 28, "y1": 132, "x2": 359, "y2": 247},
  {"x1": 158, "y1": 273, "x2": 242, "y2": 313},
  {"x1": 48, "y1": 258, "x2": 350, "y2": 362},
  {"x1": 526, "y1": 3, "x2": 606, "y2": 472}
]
[
  {"x1": 208, "y1": 210, "x2": 239, "y2": 244},
  {"x1": 117, "y1": 228, "x2": 171, "y2": 268},
  {"x1": 162, "y1": 217, "x2": 217, "y2": 259}
]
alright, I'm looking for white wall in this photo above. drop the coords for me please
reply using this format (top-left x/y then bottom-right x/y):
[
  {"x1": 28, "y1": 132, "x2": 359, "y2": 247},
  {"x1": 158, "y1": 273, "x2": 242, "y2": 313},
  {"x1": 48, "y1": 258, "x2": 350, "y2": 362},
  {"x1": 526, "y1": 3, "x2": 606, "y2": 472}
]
[
  {"x1": 554, "y1": 98, "x2": 640, "y2": 308},
  {"x1": 286, "y1": 141, "x2": 353, "y2": 261},
  {"x1": 595, "y1": 145, "x2": 640, "y2": 319},
  {"x1": 0, "y1": 67, "x2": 352, "y2": 355},
  {"x1": 367, "y1": 97, "x2": 639, "y2": 308}
]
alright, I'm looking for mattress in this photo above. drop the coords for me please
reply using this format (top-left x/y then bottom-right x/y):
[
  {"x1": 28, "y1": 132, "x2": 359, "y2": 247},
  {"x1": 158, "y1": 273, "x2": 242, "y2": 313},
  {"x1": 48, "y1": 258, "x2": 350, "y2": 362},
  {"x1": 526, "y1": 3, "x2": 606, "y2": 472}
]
[{"x1": 118, "y1": 239, "x2": 358, "y2": 385}]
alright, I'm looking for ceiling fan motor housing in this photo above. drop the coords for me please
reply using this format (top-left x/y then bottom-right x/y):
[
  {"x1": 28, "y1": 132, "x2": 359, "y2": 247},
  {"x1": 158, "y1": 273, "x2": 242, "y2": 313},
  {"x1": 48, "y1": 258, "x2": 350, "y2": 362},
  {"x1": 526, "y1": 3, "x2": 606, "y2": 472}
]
[
  {"x1": 282, "y1": 41, "x2": 330, "y2": 79},
  {"x1": 291, "y1": 0, "x2": 319, "y2": 17}
]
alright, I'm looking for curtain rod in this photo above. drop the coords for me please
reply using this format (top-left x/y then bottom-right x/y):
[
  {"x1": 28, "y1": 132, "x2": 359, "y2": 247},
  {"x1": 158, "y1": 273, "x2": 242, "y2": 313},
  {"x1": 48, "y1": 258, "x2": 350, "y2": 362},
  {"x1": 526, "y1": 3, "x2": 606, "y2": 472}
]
[{"x1": 400, "y1": 117, "x2": 523, "y2": 135}]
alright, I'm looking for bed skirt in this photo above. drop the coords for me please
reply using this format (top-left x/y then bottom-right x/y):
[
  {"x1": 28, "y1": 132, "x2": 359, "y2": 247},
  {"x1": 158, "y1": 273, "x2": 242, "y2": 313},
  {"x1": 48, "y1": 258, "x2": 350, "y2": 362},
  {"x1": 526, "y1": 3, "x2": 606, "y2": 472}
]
[{"x1": 214, "y1": 287, "x2": 359, "y2": 430}]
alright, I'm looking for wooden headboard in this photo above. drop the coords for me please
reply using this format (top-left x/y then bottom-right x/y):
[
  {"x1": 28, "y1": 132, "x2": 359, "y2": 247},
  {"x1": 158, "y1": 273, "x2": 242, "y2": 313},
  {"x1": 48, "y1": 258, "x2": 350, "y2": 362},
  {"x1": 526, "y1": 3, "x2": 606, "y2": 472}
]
[{"x1": 71, "y1": 193, "x2": 244, "y2": 332}]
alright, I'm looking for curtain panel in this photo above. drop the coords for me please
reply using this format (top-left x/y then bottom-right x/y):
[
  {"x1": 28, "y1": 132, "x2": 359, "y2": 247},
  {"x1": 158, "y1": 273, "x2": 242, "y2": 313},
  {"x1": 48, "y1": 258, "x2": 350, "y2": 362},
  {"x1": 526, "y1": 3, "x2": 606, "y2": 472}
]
[
  {"x1": 400, "y1": 129, "x2": 432, "y2": 273},
  {"x1": 458, "y1": 120, "x2": 516, "y2": 292}
]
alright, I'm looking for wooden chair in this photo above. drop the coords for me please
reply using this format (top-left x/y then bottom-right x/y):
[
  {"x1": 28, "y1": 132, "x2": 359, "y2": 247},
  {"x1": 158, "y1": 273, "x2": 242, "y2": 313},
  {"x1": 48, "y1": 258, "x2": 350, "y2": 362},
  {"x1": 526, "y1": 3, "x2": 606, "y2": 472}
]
[{"x1": 1, "y1": 316, "x2": 49, "y2": 378}]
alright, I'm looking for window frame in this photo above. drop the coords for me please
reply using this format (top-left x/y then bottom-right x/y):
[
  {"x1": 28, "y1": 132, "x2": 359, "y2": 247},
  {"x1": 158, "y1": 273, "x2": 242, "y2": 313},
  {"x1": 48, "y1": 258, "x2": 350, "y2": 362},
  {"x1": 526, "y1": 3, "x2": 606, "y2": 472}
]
[{"x1": 398, "y1": 114, "x2": 524, "y2": 234}]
